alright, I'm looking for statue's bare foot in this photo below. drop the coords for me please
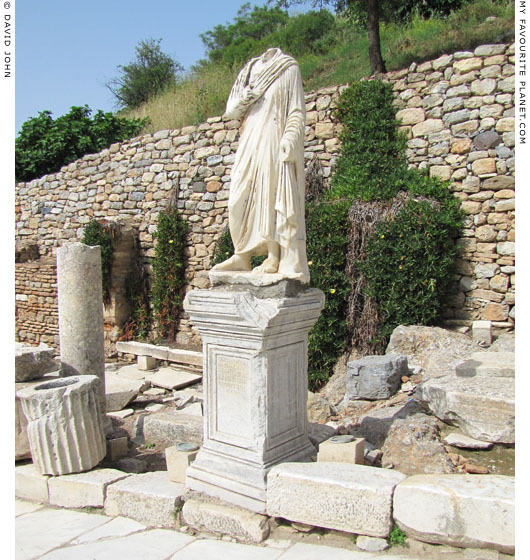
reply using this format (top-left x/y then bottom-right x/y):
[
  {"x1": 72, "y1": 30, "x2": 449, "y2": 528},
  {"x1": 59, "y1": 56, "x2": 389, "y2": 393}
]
[
  {"x1": 212, "y1": 254, "x2": 251, "y2": 272},
  {"x1": 252, "y1": 256, "x2": 279, "y2": 274}
]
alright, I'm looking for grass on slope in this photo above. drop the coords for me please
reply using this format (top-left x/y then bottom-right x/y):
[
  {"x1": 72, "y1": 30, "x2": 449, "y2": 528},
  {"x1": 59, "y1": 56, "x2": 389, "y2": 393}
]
[{"x1": 122, "y1": 0, "x2": 514, "y2": 135}]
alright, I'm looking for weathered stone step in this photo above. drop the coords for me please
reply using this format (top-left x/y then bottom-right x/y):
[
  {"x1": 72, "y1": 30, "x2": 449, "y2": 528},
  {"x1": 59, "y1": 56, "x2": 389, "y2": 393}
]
[
  {"x1": 393, "y1": 474, "x2": 514, "y2": 554},
  {"x1": 266, "y1": 462, "x2": 406, "y2": 538},
  {"x1": 104, "y1": 471, "x2": 186, "y2": 528}
]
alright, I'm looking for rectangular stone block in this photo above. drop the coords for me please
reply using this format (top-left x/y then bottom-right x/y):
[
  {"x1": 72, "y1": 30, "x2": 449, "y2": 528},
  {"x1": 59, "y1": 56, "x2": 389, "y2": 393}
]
[
  {"x1": 472, "y1": 320, "x2": 492, "y2": 344},
  {"x1": 184, "y1": 287, "x2": 324, "y2": 514},
  {"x1": 106, "y1": 437, "x2": 129, "y2": 461},
  {"x1": 266, "y1": 462, "x2": 406, "y2": 537},
  {"x1": 182, "y1": 496, "x2": 270, "y2": 544},
  {"x1": 104, "y1": 471, "x2": 186, "y2": 528},
  {"x1": 317, "y1": 438, "x2": 365, "y2": 465},
  {"x1": 393, "y1": 474, "x2": 514, "y2": 554},
  {"x1": 15, "y1": 463, "x2": 49, "y2": 503},
  {"x1": 167, "y1": 348, "x2": 203, "y2": 367},
  {"x1": 142, "y1": 410, "x2": 203, "y2": 448},
  {"x1": 346, "y1": 354, "x2": 408, "y2": 400},
  {"x1": 137, "y1": 355, "x2": 157, "y2": 370},
  {"x1": 116, "y1": 341, "x2": 169, "y2": 360},
  {"x1": 48, "y1": 468, "x2": 129, "y2": 508},
  {"x1": 166, "y1": 445, "x2": 198, "y2": 483}
]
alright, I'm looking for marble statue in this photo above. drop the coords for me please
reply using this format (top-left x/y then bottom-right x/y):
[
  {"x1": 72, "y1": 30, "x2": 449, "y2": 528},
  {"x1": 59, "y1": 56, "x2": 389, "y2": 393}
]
[{"x1": 212, "y1": 48, "x2": 310, "y2": 283}]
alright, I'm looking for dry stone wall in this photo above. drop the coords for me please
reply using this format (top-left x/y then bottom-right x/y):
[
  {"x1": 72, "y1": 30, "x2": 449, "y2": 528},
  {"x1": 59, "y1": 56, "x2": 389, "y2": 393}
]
[
  {"x1": 15, "y1": 258, "x2": 59, "y2": 348},
  {"x1": 15, "y1": 42, "x2": 515, "y2": 347}
]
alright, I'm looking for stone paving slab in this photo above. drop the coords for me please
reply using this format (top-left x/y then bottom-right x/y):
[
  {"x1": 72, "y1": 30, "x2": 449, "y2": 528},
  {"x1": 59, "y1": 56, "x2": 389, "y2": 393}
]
[
  {"x1": 16, "y1": 507, "x2": 110, "y2": 560},
  {"x1": 105, "y1": 372, "x2": 145, "y2": 412},
  {"x1": 149, "y1": 368, "x2": 202, "y2": 391},
  {"x1": 15, "y1": 499, "x2": 44, "y2": 516},
  {"x1": 40, "y1": 529, "x2": 194, "y2": 560},
  {"x1": 15, "y1": 499, "x2": 495, "y2": 560},
  {"x1": 71, "y1": 516, "x2": 147, "y2": 544},
  {"x1": 275, "y1": 542, "x2": 376, "y2": 559},
  {"x1": 169, "y1": 538, "x2": 283, "y2": 559}
]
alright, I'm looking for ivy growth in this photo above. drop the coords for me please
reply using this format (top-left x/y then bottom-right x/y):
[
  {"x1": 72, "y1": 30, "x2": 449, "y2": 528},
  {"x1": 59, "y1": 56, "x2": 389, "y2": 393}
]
[
  {"x1": 151, "y1": 206, "x2": 188, "y2": 341},
  {"x1": 82, "y1": 220, "x2": 115, "y2": 304}
]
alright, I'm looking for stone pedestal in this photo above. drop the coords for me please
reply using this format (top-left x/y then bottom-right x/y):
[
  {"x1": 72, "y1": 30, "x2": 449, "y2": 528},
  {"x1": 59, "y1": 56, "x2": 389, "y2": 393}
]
[
  {"x1": 184, "y1": 279, "x2": 324, "y2": 513},
  {"x1": 17, "y1": 375, "x2": 106, "y2": 475},
  {"x1": 57, "y1": 243, "x2": 105, "y2": 410}
]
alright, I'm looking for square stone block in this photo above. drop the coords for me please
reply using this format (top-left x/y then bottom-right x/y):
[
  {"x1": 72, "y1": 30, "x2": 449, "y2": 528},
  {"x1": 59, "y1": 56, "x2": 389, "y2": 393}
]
[
  {"x1": 48, "y1": 468, "x2": 129, "y2": 508},
  {"x1": 266, "y1": 462, "x2": 406, "y2": 537},
  {"x1": 317, "y1": 438, "x2": 365, "y2": 465},
  {"x1": 472, "y1": 320, "x2": 492, "y2": 345},
  {"x1": 15, "y1": 463, "x2": 49, "y2": 503},
  {"x1": 106, "y1": 437, "x2": 129, "y2": 462},
  {"x1": 166, "y1": 445, "x2": 199, "y2": 483},
  {"x1": 137, "y1": 355, "x2": 157, "y2": 370}
]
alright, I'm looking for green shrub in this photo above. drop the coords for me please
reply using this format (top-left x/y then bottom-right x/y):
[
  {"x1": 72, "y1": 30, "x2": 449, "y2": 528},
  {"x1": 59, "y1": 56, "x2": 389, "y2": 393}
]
[
  {"x1": 306, "y1": 200, "x2": 351, "y2": 391},
  {"x1": 151, "y1": 207, "x2": 188, "y2": 340},
  {"x1": 82, "y1": 220, "x2": 115, "y2": 304},
  {"x1": 357, "y1": 198, "x2": 462, "y2": 344},
  {"x1": 333, "y1": 79, "x2": 464, "y2": 350},
  {"x1": 121, "y1": 245, "x2": 151, "y2": 341},
  {"x1": 16, "y1": 106, "x2": 147, "y2": 182},
  {"x1": 212, "y1": 227, "x2": 235, "y2": 266},
  {"x1": 330, "y1": 80, "x2": 409, "y2": 201}
]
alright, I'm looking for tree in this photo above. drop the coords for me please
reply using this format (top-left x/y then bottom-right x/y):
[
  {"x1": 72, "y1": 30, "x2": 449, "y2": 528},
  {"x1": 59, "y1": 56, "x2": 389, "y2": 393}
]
[
  {"x1": 274, "y1": 0, "x2": 466, "y2": 75},
  {"x1": 200, "y1": 3, "x2": 289, "y2": 66},
  {"x1": 15, "y1": 106, "x2": 147, "y2": 182},
  {"x1": 107, "y1": 38, "x2": 183, "y2": 109}
]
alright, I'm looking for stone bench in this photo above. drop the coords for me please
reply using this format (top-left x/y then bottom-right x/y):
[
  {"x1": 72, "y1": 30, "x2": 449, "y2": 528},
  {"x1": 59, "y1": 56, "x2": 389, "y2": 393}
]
[{"x1": 116, "y1": 341, "x2": 202, "y2": 372}]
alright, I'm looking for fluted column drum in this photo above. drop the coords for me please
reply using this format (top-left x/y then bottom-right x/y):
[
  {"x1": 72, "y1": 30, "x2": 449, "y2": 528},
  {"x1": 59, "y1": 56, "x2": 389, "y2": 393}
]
[{"x1": 17, "y1": 375, "x2": 105, "y2": 475}]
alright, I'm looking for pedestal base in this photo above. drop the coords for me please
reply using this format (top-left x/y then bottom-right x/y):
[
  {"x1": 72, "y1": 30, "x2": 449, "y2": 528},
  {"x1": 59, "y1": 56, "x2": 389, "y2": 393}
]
[{"x1": 184, "y1": 284, "x2": 324, "y2": 513}]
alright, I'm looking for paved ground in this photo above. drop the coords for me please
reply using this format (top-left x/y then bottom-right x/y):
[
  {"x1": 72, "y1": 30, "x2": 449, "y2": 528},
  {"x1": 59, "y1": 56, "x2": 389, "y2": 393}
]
[{"x1": 15, "y1": 498, "x2": 432, "y2": 560}]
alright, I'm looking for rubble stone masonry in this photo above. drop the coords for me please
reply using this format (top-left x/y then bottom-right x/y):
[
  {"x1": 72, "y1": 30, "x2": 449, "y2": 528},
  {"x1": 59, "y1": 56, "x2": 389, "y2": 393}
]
[{"x1": 15, "y1": 43, "x2": 515, "y2": 347}]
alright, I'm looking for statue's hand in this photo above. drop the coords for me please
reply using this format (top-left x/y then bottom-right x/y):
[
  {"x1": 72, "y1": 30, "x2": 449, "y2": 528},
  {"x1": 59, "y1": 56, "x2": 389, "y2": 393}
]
[
  {"x1": 242, "y1": 86, "x2": 256, "y2": 104},
  {"x1": 279, "y1": 138, "x2": 294, "y2": 162}
]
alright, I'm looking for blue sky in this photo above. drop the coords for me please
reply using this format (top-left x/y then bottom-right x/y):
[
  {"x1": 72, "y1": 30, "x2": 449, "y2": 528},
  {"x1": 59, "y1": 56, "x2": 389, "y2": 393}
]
[{"x1": 15, "y1": 0, "x2": 315, "y2": 134}]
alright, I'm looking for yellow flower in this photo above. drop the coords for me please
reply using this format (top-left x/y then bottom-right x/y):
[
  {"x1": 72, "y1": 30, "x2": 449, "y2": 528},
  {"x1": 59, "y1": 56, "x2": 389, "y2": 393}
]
[
  {"x1": 380, "y1": 234, "x2": 385, "y2": 238},
  {"x1": 308, "y1": 260, "x2": 313, "y2": 266},
  {"x1": 329, "y1": 288, "x2": 336, "y2": 294},
  {"x1": 169, "y1": 239, "x2": 174, "y2": 244}
]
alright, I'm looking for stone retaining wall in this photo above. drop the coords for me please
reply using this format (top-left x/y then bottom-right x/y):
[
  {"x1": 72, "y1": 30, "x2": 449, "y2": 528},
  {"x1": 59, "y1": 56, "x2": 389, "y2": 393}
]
[
  {"x1": 15, "y1": 258, "x2": 59, "y2": 349},
  {"x1": 15, "y1": 42, "x2": 515, "y2": 346}
]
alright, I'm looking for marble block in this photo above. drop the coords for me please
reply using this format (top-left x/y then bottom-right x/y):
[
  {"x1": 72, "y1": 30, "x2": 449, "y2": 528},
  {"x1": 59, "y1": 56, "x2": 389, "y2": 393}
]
[{"x1": 184, "y1": 286, "x2": 324, "y2": 513}]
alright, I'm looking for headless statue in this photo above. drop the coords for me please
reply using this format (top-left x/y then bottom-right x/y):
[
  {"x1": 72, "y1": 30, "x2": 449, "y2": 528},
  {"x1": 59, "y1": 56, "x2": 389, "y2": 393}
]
[{"x1": 212, "y1": 48, "x2": 310, "y2": 284}]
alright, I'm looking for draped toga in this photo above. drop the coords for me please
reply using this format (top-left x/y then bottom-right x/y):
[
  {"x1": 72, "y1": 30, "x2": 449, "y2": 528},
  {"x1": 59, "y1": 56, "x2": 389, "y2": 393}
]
[{"x1": 224, "y1": 48, "x2": 310, "y2": 283}]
